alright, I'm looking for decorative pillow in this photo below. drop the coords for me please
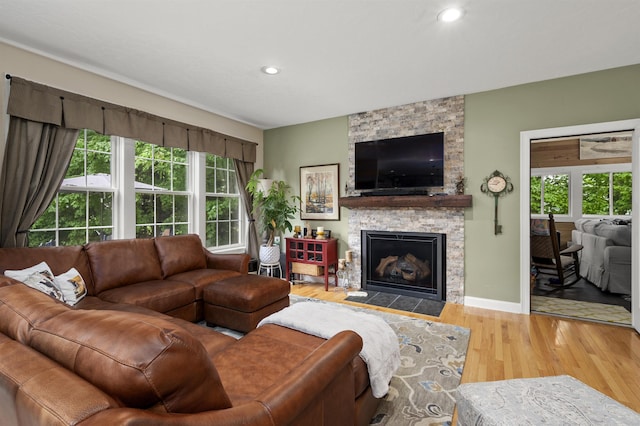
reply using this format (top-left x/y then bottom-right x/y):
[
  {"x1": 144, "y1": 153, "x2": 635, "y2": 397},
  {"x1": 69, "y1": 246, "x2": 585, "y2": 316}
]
[
  {"x1": 54, "y1": 268, "x2": 88, "y2": 306},
  {"x1": 4, "y1": 262, "x2": 65, "y2": 302}
]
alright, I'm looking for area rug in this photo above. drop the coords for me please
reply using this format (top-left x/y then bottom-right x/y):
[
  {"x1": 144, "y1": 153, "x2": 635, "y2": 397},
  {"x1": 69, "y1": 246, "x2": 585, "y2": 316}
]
[
  {"x1": 345, "y1": 291, "x2": 446, "y2": 317},
  {"x1": 290, "y1": 295, "x2": 470, "y2": 425},
  {"x1": 531, "y1": 295, "x2": 632, "y2": 326}
]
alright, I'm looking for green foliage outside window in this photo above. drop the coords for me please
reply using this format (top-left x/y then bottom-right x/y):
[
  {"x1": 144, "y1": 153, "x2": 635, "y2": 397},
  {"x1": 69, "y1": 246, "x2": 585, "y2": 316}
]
[
  {"x1": 205, "y1": 155, "x2": 240, "y2": 247},
  {"x1": 531, "y1": 170, "x2": 632, "y2": 218},
  {"x1": 543, "y1": 174, "x2": 569, "y2": 215},
  {"x1": 582, "y1": 173, "x2": 610, "y2": 215},
  {"x1": 134, "y1": 142, "x2": 189, "y2": 238},
  {"x1": 613, "y1": 172, "x2": 632, "y2": 215},
  {"x1": 530, "y1": 176, "x2": 542, "y2": 214},
  {"x1": 29, "y1": 132, "x2": 243, "y2": 249},
  {"x1": 29, "y1": 130, "x2": 112, "y2": 247}
]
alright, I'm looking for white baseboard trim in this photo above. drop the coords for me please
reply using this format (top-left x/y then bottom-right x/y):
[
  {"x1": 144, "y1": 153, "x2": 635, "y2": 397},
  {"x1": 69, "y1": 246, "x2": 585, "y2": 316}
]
[{"x1": 464, "y1": 296, "x2": 526, "y2": 314}]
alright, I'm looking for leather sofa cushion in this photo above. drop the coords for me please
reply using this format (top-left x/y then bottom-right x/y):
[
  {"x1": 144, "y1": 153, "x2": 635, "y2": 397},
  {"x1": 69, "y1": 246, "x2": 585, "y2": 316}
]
[
  {"x1": 0, "y1": 333, "x2": 119, "y2": 426},
  {"x1": 0, "y1": 284, "x2": 69, "y2": 344},
  {"x1": 86, "y1": 238, "x2": 162, "y2": 294},
  {"x1": 30, "y1": 309, "x2": 232, "y2": 414},
  {"x1": 154, "y1": 234, "x2": 207, "y2": 278},
  {"x1": 97, "y1": 279, "x2": 195, "y2": 313},
  {"x1": 214, "y1": 324, "x2": 370, "y2": 404},
  {"x1": 167, "y1": 269, "x2": 241, "y2": 299},
  {"x1": 0, "y1": 245, "x2": 96, "y2": 295},
  {"x1": 203, "y1": 275, "x2": 291, "y2": 312}
]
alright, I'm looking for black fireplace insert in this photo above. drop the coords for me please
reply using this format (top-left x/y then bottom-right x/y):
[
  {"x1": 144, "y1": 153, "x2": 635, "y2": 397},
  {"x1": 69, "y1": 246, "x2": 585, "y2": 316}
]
[{"x1": 361, "y1": 230, "x2": 445, "y2": 301}]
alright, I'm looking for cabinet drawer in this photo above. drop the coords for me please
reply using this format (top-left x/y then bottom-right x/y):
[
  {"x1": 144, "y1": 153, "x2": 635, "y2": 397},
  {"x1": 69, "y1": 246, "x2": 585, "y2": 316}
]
[{"x1": 292, "y1": 262, "x2": 324, "y2": 276}]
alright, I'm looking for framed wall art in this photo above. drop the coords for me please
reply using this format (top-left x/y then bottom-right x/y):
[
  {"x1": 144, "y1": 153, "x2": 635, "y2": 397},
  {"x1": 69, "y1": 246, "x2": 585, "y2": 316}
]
[
  {"x1": 299, "y1": 163, "x2": 340, "y2": 220},
  {"x1": 579, "y1": 132, "x2": 632, "y2": 160}
]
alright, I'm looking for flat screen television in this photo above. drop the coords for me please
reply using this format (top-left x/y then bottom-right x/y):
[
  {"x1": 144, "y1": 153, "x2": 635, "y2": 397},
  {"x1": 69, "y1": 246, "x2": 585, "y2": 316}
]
[{"x1": 354, "y1": 132, "x2": 444, "y2": 193}]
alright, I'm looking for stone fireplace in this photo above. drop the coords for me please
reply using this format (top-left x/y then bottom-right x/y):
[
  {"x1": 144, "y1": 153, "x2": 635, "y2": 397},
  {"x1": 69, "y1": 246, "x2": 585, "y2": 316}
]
[
  {"x1": 362, "y1": 230, "x2": 446, "y2": 301},
  {"x1": 345, "y1": 96, "x2": 465, "y2": 304}
]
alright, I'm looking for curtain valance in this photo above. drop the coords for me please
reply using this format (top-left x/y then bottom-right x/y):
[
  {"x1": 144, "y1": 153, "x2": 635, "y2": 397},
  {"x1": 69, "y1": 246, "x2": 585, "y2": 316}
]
[{"x1": 6, "y1": 76, "x2": 256, "y2": 162}]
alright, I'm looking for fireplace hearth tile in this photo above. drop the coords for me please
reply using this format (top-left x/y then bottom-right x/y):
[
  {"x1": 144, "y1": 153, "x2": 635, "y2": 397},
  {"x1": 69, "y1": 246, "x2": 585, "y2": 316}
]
[
  {"x1": 368, "y1": 292, "x2": 399, "y2": 307},
  {"x1": 389, "y1": 295, "x2": 422, "y2": 311},
  {"x1": 345, "y1": 291, "x2": 445, "y2": 317}
]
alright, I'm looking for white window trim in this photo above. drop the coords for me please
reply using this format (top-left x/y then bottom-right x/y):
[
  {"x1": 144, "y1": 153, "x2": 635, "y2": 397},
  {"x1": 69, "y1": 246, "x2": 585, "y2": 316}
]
[
  {"x1": 33, "y1": 135, "x2": 247, "y2": 250},
  {"x1": 531, "y1": 163, "x2": 632, "y2": 223}
]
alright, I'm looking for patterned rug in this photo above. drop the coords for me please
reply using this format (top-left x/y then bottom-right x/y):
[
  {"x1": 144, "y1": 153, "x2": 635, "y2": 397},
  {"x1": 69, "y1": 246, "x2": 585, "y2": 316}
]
[
  {"x1": 531, "y1": 295, "x2": 632, "y2": 326},
  {"x1": 290, "y1": 295, "x2": 471, "y2": 425}
]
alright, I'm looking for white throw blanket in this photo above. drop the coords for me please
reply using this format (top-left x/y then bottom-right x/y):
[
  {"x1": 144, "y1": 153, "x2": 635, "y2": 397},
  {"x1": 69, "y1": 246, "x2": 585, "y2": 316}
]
[{"x1": 258, "y1": 302, "x2": 400, "y2": 398}]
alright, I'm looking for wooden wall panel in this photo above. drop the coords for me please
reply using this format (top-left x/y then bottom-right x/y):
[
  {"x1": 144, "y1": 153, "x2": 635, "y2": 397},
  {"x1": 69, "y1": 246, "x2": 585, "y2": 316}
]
[{"x1": 555, "y1": 222, "x2": 576, "y2": 249}]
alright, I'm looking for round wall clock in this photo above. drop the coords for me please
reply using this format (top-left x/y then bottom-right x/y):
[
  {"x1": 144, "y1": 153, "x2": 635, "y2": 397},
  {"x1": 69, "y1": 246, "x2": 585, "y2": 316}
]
[{"x1": 480, "y1": 170, "x2": 514, "y2": 234}]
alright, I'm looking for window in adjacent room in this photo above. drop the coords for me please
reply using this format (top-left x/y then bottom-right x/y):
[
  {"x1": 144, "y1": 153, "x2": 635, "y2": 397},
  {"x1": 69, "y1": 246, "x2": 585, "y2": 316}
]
[
  {"x1": 582, "y1": 171, "x2": 632, "y2": 216},
  {"x1": 530, "y1": 173, "x2": 570, "y2": 216}
]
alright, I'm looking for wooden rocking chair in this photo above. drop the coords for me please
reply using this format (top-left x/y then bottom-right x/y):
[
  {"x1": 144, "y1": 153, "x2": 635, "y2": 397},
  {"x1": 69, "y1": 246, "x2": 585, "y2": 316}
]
[{"x1": 530, "y1": 213, "x2": 583, "y2": 288}]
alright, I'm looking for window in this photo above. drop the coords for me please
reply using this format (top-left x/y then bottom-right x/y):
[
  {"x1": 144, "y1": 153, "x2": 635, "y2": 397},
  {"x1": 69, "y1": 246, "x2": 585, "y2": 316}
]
[
  {"x1": 205, "y1": 154, "x2": 241, "y2": 247},
  {"x1": 582, "y1": 171, "x2": 632, "y2": 216},
  {"x1": 531, "y1": 164, "x2": 632, "y2": 221},
  {"x1": 530, "y1": 174, "x2": 569, "y2": 215},
  {"x1": 134, "y1": 142, "x2": 189, "y2": 238},
  {"x1": 30, "y1": 130, "x2": 113, "y2": 246},
  {"x1": 28, "y1": 130, "x2": 246, "y2": 250}
]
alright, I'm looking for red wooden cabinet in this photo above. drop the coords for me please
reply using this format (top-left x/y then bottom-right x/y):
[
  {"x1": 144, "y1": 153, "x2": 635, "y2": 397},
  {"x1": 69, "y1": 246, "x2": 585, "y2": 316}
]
[{"x1": 285, "y1": 237, "x2": 338, "y2": 291}]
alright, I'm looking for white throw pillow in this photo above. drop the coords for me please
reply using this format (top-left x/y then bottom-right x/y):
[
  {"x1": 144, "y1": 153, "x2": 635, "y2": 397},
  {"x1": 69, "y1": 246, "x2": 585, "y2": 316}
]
[
  {"x1": 54, "y1": 268, "x2": 88, "y2": 306},
  {"x1": 4, "y1": 261, "x2": 65, "y2": 302}
]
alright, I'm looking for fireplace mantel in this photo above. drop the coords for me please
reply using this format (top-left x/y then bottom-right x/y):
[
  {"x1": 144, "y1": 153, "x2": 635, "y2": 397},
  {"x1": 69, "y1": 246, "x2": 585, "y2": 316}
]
[{"x1": 339, "y1": 194, "x2": 472, "y2": 209}]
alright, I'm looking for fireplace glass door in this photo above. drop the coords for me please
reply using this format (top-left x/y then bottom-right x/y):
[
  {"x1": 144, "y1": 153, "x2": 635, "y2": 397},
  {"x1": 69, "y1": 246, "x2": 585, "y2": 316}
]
[{"x1": 362, "y1": 230, "x2": 445, "y2": 301}]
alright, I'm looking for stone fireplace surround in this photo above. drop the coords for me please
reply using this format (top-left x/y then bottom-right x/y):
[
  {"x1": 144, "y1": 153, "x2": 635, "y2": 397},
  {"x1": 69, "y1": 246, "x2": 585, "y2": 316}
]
[{"x1": 345, "y1": 96, "x2": 465, "y2": 304}]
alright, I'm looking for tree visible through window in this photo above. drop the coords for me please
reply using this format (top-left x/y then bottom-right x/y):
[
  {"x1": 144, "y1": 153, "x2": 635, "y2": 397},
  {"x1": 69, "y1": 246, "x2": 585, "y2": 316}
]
[
  {"x1": 531, "y1": 167, "x2": 632, "y2": 218},
  {"x1": 29, "y1": 130, "x2": 113, "y2": 246},
  {"x1": 530, "y1": 174, "x2": 569, "y2": 215},
  {"x1": 583, "y1": 171, "x2": 632, "y2": 215},
  {"x1": 135, "y1": 141, "x2": 189, "y2": 238},
  {"x1": 205, "y1": 154, "x2": 241, "y2": 247},
  {"x1": 28, "y1": 131, "x2": 245, "y2": 249}
]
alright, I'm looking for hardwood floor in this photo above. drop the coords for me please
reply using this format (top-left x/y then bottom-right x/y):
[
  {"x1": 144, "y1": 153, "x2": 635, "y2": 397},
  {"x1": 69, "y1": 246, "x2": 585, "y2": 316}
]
[{"x1": 290, "y1": 282, "x2": 640, "y2": 414}]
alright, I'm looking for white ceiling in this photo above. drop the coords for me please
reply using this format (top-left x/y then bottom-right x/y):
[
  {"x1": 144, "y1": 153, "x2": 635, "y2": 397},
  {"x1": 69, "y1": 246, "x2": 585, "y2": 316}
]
[{"x1": 1, "y1": 1, "x2": 639, "y2": 130}]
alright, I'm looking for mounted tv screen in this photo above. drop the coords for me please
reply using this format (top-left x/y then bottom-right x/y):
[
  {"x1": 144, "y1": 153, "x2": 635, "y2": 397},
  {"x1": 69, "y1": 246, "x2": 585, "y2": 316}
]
[{"x1": 354, "y1": 132, "x2": 444, "y2": 192}]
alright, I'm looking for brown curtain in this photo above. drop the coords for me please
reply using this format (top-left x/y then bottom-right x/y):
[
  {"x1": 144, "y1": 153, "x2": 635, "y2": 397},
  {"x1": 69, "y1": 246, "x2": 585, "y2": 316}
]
[
  {"x1": 3, "y1": 76, "x2": 259, "y2": 250},
  {"x1": 234, "y1": 160, "x2": 259, "y2": 260},
  {"x1": 7, "y1": 76, "x2": 257, "y2": 161},
  {"x1": 0, "y1": 117, "x2": 79, "y2": 247}
]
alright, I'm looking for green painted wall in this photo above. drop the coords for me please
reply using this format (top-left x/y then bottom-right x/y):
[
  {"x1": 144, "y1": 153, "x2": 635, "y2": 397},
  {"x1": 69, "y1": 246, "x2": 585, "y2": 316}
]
[
  {"x1": 464, "y1": 64, "x2": 640, "y2": 303},
  {"x1": 263, "y1": 116, "x2": 350, "y2": 256},
  {"x1": 264, "y1": 64, "x2": 640, "y2": 302}
]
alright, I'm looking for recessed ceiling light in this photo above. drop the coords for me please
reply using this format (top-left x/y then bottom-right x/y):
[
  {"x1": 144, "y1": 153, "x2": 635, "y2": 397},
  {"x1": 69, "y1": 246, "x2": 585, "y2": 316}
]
[
  {"x1": 437, "y1": 7, "x2": 464, "y2": 23},
  {"x1": 261, "y1": 66, "x2": 280, "y2": 75}
]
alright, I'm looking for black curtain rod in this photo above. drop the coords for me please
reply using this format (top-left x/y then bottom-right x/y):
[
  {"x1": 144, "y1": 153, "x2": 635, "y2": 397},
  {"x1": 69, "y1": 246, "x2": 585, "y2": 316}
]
[{"x1": 5, "y1": 74, "x2": 12, "y2": 80}]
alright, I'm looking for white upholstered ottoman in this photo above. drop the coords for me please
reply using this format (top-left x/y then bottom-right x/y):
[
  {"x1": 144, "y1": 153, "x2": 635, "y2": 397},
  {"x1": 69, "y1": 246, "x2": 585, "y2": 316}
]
[{"x1": 456, "y1": 375, "x2": 640, "y2": 425}]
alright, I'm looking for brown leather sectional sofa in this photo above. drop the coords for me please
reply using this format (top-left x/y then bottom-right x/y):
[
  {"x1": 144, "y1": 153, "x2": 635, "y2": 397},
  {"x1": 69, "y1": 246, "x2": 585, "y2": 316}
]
[{"x1": 0, "y1": 235, "x2": 380, "y2": 425}]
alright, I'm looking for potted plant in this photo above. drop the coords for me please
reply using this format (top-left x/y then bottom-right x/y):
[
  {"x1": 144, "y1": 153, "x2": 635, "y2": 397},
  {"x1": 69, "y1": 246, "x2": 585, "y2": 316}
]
[{"x1": 246, "y1": 169, "x2": 300, "y2": 264}]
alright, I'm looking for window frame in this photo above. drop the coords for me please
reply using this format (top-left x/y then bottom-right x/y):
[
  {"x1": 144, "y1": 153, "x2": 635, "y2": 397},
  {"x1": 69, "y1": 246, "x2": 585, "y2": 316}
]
[
  {"x1": 29, "y1": 130, "x2": 115, "y2": 247},
  {"x1": 203, "y1": 153, "x2": 244, "y2": 251},
  {"x1": 531, "y1": 163, "x2": 632, "y2": 222},
  {"x1": 28, "y1": 133, "x2": 247, "y2": 252}
]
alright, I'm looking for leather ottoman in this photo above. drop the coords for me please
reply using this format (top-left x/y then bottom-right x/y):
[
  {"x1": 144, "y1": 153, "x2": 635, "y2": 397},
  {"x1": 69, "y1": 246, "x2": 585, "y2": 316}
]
[{"x1": 204, "y1": 275, "x2": 290, "y2": 332}]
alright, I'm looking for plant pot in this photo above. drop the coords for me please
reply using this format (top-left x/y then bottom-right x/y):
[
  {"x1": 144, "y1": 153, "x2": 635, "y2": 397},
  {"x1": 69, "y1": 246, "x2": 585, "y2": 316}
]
[{"x1": 259, "y1": 244, "x2": 280, "y2": 264}]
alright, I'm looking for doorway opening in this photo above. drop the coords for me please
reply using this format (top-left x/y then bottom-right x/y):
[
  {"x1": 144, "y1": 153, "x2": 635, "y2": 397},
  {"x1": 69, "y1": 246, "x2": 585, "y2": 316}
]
[{"x1": 520, "y1": 119, "x2": 639, "y2": 330}]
